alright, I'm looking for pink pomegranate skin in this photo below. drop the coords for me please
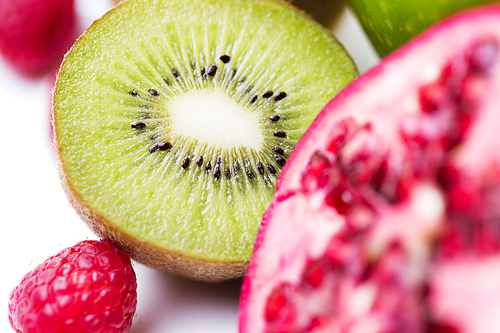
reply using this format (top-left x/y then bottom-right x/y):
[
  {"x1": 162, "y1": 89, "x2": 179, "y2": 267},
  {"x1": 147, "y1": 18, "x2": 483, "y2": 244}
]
[
  {"x1": 240, "y1": 5, "x2": 500, "y2": 333},
  {"x1": 0, "y1": 0, "x2": 76, "y2": 77}
]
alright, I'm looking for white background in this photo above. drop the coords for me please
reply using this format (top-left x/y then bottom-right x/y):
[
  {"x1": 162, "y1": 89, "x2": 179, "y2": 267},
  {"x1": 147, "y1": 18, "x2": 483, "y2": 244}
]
[{"x1": 0, "y1": 0, "x2": 378, "y2": 332}]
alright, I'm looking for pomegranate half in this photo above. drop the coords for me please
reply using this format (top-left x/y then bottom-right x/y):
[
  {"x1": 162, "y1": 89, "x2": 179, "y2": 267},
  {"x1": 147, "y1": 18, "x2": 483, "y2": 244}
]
[{"x1": 240, "y1": 5, "x2": 500, "y2": 333}]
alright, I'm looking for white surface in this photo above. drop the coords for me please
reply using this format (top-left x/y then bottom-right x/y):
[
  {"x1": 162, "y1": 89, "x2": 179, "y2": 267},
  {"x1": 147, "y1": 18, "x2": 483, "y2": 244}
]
[
  {"x1": 169, "y1": 89, "x2": 264, "y2": 150},
  {"x1": 0, "y1": 1, "x2": 378, "y2": 332}
]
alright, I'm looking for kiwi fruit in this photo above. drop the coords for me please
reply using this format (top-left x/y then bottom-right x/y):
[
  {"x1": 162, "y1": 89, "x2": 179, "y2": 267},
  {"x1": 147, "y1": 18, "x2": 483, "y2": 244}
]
[{"x1": 53, "y1": 0, "x2": 357, "y2": 281}]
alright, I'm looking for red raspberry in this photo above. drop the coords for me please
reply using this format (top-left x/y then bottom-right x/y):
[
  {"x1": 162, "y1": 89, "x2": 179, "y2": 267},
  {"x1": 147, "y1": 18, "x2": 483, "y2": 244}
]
[
  {"x1": 8, "y1": 239, "x2": 137, "y2": 333},
  {"x1": 0, "y1": 0, "x2": 77, "y2": 77}
]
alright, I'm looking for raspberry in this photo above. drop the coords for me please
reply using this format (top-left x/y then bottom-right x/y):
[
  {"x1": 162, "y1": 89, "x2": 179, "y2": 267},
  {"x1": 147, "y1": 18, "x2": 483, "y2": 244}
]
[
  {"x1": 0, "y1": 0, "x2": 76, "y2": 77},
  {"x1": 8, "y1": 240, "x2": 137, "y2": 333}
]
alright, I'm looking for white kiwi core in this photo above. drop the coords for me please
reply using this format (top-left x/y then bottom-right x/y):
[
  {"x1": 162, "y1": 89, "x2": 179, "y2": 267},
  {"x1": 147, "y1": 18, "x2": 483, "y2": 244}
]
[{"x1": 168, "y1": 88, "x2": 264, "y2": 150}]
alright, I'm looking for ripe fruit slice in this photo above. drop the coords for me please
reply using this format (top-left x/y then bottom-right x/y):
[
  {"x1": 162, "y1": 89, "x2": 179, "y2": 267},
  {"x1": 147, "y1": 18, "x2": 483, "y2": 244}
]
[
  {"x1": 347, "y1": 0, "x2": 498, "y2": 57},
  {"x1": 0, "y1": 0, "x2": 76, "y2": 77},
  {"x1": 240, "y1": 5, "x2": 500, "y2": 332},
  {"x1": 52, "y1": 0, "x2": 357, "y2": 281},
  {"x1": 9, "y1": 240, "x2": 137, "y2": 333}
]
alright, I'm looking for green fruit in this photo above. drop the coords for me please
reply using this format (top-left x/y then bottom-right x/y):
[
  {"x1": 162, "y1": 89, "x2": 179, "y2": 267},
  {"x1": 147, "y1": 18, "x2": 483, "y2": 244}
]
[
  {"x1": 53, "y1": 0, "x2": 357, "y2": 281},
  {"x1": 348, "y1": 0, "x2": 499, "y2": 56}
]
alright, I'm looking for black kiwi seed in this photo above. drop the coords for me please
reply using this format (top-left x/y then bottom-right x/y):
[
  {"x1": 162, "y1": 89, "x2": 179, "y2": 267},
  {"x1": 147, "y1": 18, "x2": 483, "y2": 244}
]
[
  {"x1": 172, "y1": 68, "x2": 180, "y2": 78},
  {"x1": 263, "y1": 91, "x2": 273, "y2": 98},
  {"x1": 129, "y1": 90, "x2": 139, "y2": 97},
  {"x1": 205, "y1": 161, "x2": 212, "y2": 172},
  {"x1": 237, "y1": 77, "x2": 246, "y2": 87},
  {"x1": 182, "y1": 157, "x2": 190, "y2": 169},
  {"x1": 250, "y1": 95, "x2": 258, "y2": 103},
  {"x1": 220, "y1": 55, "x2": 231, "y2": 63},
  {"x1": 246, "y1": 169, "x2": 255, "y2": 180},
  {"x1": 269, "y1": 115, "x2": 280, "y2": 122},
  {"x1": 207, "y1": 65, "x2": 217, "y2": 76},
  {"x1": 216, "y1": 156, "x2": 222, "y2": 165},
  {"x1": 225, "y1": 168, "x2": 231, "y2": 179},
  {"x1": 274, "y1": 92, "x2": 287, "y2": 101},
  {"x1": 234, "y1": 160, "x2": 240, "y2": 172},
  {"x1": 257, "y1": 161, "x2": 264, "y2": 174},
  {"x1": 163, "y1": 77, "x2": 171, "y2": 85},
  {"x1": 158, "y1": 141, "x2": 172, "y2": 151},
  {"x1": 274, "y1": 130, "x2": 286, "y2": 138},
  {"x1": 214, "y1": 166, "x2": 221, "y2": 180},
  {"x1": 267, "y1": 164, "x2": 276, "y2": 174},
  {"x1": 131, "y1": 121, "x2": 146, "y2": 129},
  {"x1": 149, "y1": 143, "x2": 160, "y2": 154},
  {"x1": 196, "y1": 156, "x2": 203, "y2": 167},
  {"x1": 272, "y1": 147, "x2": 285, "y2": 155},
  {"x1": 150, "y1": 134, "x2": 159, "y2": 141},
  {"x1": 201, "y1": 67, "x2": 206, "y2": 77},
  {"x1": 275, "y1": 156, "x2": 286, "y2": 166},
  {"x1": 148, "y1": 88, "x2": 159, "y2": 96}
]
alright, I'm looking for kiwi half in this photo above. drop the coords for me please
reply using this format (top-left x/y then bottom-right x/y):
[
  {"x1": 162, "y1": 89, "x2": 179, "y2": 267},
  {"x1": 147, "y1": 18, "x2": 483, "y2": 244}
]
[{"x1": 53, "y1": 0, "x2": 357, "y2": 281}]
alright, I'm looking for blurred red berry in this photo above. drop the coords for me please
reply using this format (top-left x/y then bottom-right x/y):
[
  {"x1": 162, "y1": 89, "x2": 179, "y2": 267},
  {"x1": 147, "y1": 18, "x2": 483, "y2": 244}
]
[
  {"x1": 0, "y1": 0, "x2": 77, "y2": 77},
  {"x1": 8, "y1": 239, "x2": 137, "y2": 333}
]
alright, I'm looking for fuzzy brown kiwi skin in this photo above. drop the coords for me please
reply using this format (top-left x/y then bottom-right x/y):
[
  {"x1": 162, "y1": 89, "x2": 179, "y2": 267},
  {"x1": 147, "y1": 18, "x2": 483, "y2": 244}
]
[{"x1": 53, "y1": 137, "x2": 248, "y2": 282}]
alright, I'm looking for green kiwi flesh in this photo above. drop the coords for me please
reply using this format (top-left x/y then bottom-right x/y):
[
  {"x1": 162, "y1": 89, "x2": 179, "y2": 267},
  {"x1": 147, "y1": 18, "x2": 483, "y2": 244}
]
[{"x1": 53, "y1": 0, "x2": 357, "y2": 280}]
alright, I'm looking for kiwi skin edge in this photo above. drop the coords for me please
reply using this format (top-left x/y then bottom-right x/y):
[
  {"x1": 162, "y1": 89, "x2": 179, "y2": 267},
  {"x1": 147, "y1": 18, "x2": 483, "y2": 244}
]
[{"x1": 54, "y1": 138, "x2": 247, "y2": 281}]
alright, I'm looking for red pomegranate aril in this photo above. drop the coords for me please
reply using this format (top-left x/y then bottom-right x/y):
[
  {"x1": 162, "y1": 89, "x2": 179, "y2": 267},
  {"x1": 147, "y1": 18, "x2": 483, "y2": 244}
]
[
  {"x1": 370, "y1": 158, "x2": 389, "y2": 190},
  {"x1": 324, "y1": 238, "x2": 351, "y2": 267},
  {"x1": 325, "y1": 185, "x2": 355, "y2": 214},
  {"x1": 467, "y1": 38, "x2": 499, "y2": 75},
  {"x1": 446, "y1": 182, "x2": 479, "y2": 213},
  {"x1": 419, "y1": 81, "x2": 449, "y2": 114},
  {"x1": 302, "y1": 260, "x2": 327, "y2": 288},
  {"x1": 427, "y1": 322, "x2": 460, "y2": 333},
  {"x1": 436, "y1": 164, "x2": 461, "y2": 191},
  {"x1": 400, "y1": 115, "x2": 443, "y2": 149},
  {"x1": 301, "y1": 151, "x2": 336, "y2": 193},
  {"x1": 476, "y1": 221, "x2": 500, "y2": 255},
  {"x1": 306, "y1": 317, "x2": 327, "y2": 332},
  {"x1": 326, "y1": 117, "x2": 359, "y2": 153},
  {"x1": 438, "y1": 228, "x2": 466, "y2": 259},
  {"x1": 445, "y1": 58, "x2": 471, "y2": 96},
  {"x1": 337, "y1": 126, "x2": 385, "y2": 186},
  {"x1": 378, "y1": 168, "x2": 412, "y2": 203},
  {"x1": 443, "y1": 113, "x2": 473, "y2": 149},
  {"x1": 265, "y1": 284, "x2": 293, "y2": 323}
]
